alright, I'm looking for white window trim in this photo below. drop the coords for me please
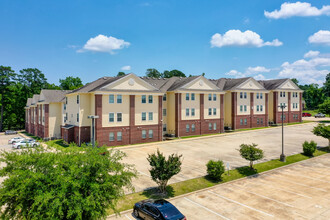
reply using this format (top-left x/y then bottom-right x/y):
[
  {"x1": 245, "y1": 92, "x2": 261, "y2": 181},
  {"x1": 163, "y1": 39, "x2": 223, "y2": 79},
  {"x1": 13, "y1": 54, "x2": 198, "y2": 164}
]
[
  {"x1": 117, "y1": 112, "x2": 122, "y2": 122},
  {"x1": 109, "y1": 112, "x2": 115, "y2": 122},
  {"x1": 148, "y1": 112, "x2": 153, "y2": 121},
  {"x1": 142, "y1": 112, "x2": 147, "y2": 121}
]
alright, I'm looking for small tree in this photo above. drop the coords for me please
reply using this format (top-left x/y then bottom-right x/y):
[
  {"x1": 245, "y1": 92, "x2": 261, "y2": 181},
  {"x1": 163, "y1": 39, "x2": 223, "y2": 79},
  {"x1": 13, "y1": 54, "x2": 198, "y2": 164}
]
[
  {"x1": 312, "y1": 123, "x2": 330, "y2": 149},
  {"x1": 302, "y1": 141, "x2": 317, "y2": 156},
  {"x1": 238, "y1": 143, "x2": 264, "y2": 169},
  {"x1": 206, "y1": 160, "x2": 225, "y2": 181},
  {"x1": 0, "y1": 146, "x2": 136, "y2": 219},
  {"x1": 318, "y1": 98, "x2": 330, "y2": 116},
  {"x1": 147, "y1": 149, "x2": 182, "y2": 193}
]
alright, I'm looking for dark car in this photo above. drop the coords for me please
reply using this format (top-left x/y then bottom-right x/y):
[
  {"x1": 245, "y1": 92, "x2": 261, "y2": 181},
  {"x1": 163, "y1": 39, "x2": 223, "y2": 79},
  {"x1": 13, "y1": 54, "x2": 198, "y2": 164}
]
[
  {"x1": 5, "y1": 130, "x2": 17, "y2": 135},
  {"x1": 302, "y1": 112, "x2": 311, "y2": 117},
  {"x1": 134, "y1": 199, "x2": 186, "y2": 220}
]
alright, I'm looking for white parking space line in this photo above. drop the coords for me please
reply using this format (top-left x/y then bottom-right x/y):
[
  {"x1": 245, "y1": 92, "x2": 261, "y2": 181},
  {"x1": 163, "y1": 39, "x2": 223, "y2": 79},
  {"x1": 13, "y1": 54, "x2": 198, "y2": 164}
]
[
  {"x1": 125, "y1": 214, "x2": 133, "y2": 220},
  {"x1": 291, "y1": 166, "x2": 330, "y2": 177},
  {"x1": 230, "y1": 185, "x2": 294, "y2": 208},
  {"x1": 183, "y1": 197, "x2": 230, "y2": 220},
  {"x1": 264, "y1": 174, "x2": 328, "y2": 192},
  {"x1": 207, "y1": 191, "x2": 274, "y2": 218},
  {"x1": 283, "y1": 170, "x2": 330, "y2": 183}
]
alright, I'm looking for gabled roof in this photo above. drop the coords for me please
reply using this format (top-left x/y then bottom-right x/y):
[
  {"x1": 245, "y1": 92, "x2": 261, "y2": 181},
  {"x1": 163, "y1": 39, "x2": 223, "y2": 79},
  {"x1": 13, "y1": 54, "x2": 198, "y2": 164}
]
[
  {"x1": 39, "y1": 90, "x2": 72, "y2": 103},
  {"x1": 258, "y1": 79, "x2": 288, "y2": 90},
  {"x1": 31, "y1": 95, "x2": 40, "y2": 105},
  {"x1": 140, "y1": 77, "x2": 177, "y2": 92},
  {"x1": 26, "y1": 98, "x2": 32, "y2": 107},
  {"x1": 211, "y1": 77, "x2": 266, "y2": 91}
]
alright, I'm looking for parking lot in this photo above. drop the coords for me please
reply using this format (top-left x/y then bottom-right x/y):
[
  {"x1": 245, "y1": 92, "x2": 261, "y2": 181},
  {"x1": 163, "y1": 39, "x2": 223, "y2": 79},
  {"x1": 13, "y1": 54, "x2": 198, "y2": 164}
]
[
  {"x1": 109, "y1": 153, "x2": 330, "y2": 220},
  {"x1": 119, "y1": 122, "x2": 328, "y2": 193}
]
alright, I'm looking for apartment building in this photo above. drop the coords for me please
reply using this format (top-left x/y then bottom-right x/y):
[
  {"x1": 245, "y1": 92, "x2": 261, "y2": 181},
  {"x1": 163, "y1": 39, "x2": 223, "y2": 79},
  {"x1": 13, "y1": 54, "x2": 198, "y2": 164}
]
[{"x1": 25, "y1": 75, "x2": 302, "y2": 146}]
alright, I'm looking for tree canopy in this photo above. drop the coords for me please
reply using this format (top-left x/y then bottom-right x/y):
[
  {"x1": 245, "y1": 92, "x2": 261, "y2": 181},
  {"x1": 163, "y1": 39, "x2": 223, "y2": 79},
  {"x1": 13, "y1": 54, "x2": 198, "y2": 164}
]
[
  {"x1": 145, "y1": 68, "x2": 187, "y2": 78},
  {"x1": 59, "y1": 76, "x2": 84, "y2": 90}
]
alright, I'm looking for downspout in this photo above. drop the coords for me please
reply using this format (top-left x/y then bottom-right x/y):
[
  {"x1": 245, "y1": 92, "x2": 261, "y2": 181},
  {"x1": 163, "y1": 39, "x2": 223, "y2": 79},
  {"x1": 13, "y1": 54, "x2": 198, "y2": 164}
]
[{"x1": 78, "y1": 94, "x2": 81, "y2": 146}]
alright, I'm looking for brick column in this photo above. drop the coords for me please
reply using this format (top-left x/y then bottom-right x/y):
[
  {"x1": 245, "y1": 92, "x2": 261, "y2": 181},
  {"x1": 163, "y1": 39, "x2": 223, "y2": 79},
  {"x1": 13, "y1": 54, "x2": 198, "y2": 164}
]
[
  {"x1": 129, "y1": 95, "x2": 135, "y2": 144},
  {"x1": 95, "y1": 95, "x2": 103, "y2": 145},
  {"x1": 44, "y1": 104, "x2": 49, "y2": 138},
  {"x1": 220, "y1": 94, "x2": 224, "y2": 133},
  {"x1": 175, "y1": 93, "x2": 181, "y2": 137},
  {"x1": 231, "y1": 92, "x2": 237, "y2": 130},
  {"x1": 36, "y1": 107, "x2": 39, "y2": 137},
  {"x1": 158, "y1": 96, "x2": 163, "y2": 141},
  {"x1": 250, "y1": 92, "x2": 254, "y2": 128},
  {"x1": 299, "y1": 92, "x2": 302, "y2": 122},
  {"x1": 273, "y1": 92, "x2": 278, "y2": 124},
  {"x1": 40, "y1": 105, "x2": 43, "y2": 138},
  {"x1": 200, "y1": 94, "x2": 204, "y2": 135},
  {"x1": 288, "y1": 92, "x2": 291, "y2": 123},
  {"x1": 265, "y1": 93, "x2": 269, "y2": 126}
]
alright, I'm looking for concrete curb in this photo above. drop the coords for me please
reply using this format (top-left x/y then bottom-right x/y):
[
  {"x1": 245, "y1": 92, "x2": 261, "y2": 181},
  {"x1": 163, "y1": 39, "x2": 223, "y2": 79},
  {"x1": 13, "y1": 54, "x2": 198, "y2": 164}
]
[{"x1": 107, "y1": 152, "x2": 329, "y2": 218}]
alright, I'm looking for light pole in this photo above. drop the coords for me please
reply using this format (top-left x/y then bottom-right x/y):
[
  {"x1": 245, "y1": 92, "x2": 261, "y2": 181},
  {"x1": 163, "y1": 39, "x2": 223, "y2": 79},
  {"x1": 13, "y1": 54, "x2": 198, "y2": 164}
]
[
  {"x1": 88, "y1": 115, "x2": 99, "y2": 147},
  {"x1": 279, "y1": 104, "x2": 286, "y2": 162}
]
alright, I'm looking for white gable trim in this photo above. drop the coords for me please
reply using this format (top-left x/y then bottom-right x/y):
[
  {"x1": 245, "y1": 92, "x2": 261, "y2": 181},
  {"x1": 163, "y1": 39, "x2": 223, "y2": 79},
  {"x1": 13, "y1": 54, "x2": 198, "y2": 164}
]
[
  {"x1": 181, "y1": 76, "x2": 221, "y2": 90},
  {"x1": 235, "y1": 78, "x2": 265, "y2": 90},
  {"x1": 277, "y1": 79, "x2": 301, "y2": 90}
]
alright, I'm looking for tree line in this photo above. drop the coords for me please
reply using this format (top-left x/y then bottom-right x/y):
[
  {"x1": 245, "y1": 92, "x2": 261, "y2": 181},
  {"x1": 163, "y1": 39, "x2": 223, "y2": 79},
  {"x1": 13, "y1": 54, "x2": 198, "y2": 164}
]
[{"x1": 0, "y1": 66, "x2": 83, "y2": 131}]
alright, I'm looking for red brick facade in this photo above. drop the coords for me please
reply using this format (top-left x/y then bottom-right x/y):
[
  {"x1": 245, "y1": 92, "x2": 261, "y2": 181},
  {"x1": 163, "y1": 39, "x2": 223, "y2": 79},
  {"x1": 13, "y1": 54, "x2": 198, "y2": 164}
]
[{"x1": 273, "y1": 91, "x2": 302, "y2": 124}]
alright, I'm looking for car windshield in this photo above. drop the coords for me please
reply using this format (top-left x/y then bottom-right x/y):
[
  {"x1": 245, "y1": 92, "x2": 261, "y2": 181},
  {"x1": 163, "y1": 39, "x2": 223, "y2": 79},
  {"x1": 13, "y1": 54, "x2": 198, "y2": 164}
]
[{"x1": 160, "y1": 206, "x2": 181, "y2": 218}]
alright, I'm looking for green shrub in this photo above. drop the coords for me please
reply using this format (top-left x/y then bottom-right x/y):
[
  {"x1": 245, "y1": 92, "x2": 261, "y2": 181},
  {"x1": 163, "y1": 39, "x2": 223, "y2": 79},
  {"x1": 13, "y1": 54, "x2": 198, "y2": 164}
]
[
  {"x1": 238, "y1": 143, "x2": 264, "y2": 169},
  {"x1": 302, "y1": 140, "x2": 317, "y2": 156},
  {"x1": 206, "y1": 160, "x2": 225, "y2": 181}
]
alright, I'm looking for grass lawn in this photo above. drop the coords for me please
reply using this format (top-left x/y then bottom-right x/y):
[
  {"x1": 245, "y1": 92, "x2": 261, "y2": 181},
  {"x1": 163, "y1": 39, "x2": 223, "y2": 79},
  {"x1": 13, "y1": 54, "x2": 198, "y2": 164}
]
[
  {"x1": 108, "y1": 147, "x2": 329, "y2": 215},
  {"x1": 20, "y1": 131, "x2": 42, "y2": 141}
]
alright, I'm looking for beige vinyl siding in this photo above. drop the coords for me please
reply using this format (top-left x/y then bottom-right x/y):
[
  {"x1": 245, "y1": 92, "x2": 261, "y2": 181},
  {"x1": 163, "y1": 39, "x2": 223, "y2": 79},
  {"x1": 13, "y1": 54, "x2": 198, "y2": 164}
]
[
  {"x1": 204, "y1": 93, "x2": 220, "y2": 119},
  {"x1": 135, "y1": 95, "x2": 159, "y2": 125},
  {"x1": 181, "y1": 93, "x2": 200, "y2": 120},
  {"x1": 237, "y1": 91, "x2": 250, "y2": 115},
  {"x1": 49, "y1": 103, "x2": 62, "y2": 138},
  {"x1": 224, "y1": 92, "x2": 232, "y2": 127},
  {"x1": 102, "y1": 93, "x2": 129, "y2": 127}
]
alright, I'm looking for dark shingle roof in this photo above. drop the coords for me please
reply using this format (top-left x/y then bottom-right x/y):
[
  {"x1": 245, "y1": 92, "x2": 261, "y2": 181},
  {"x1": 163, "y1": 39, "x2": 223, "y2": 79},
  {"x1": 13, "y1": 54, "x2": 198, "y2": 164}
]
[
  {"x1": 26, "y1": 98, "x2": 32, "y2": 107},
  {"x1": 70, "y1": 76, "x2": 125, "y2": 93},
  {"x1": 210, "y1": 77, "x2": 252, "y2": 90},
  {"x1": 167, "y1": 76, "x2": 200, "y2": 91},
  {"x1": 31, "y1": 95, "x2": 40, "y2": 105},
  {"x1": 39, "y1": 90, "x2": 72, "y2": 103},
  {"x1": 140, "y1": 77, "x2": 177, "y2": 92},
  {"x1": 258, "y1": 79, "x2": 289, "y2": 90}
]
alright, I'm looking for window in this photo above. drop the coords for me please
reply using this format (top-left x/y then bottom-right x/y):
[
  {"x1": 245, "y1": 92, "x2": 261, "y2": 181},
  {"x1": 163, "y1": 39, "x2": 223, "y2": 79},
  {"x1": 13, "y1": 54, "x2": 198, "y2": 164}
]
[
  {"x1": 186, "y1": 124, "x2": 190, "y2": 132},
  {"x1": 186, "y1": 93, "x2": 189, "y2": 101},
  {"x1": 244, "y1": 92, "x2": 247, "y2": 99},
  {"x1": 240, "y1": 105, "x2": 243, "y2": 112},
  {"x1": 192, "y1": 124, "x2": 195, "y2": 132},
  {"x1": 77, "y1": 95, "x2": 79, "y2": 104},
  {"x1": 209, "y1": 123, "x2": 212, "y2": 130},
  {"x1": 257, "y1": 118, "x2": 259, "y2": 125},
  {"x1": 260, "y1": 105, "x2": 263, "y2": 111},
  {"x1": 64, "y1": 104, "x2": 66, "y2": 110},
  {"x1": 257, "y1": 105, "x2": 260, "y2": 112},
  {"x1": 213, "y1": 108, "x2": 216, "y2": 115},
  {"x1": 208, "y1": 108, "x2": 212, "y2": 116},
  {"x1": 280, "y1": 92, "x2": 282, "y2": 97},
  {"x1": 117, "y1": 132, "x2": 122, "y2": 141},
  {"x1": 117, "y1": 113, "x2": 122, "y2": 122},
  {"x1": 163, "y1": 109, "x2": 166, "y2": 116},
  {"x1": 208, "y1": 94, "x2": 212, "y2": 101},
  {"x1": 163, "y1": 124, "x2": 167, "y2": 132},
  {"x1": 280, "y1": 115, "x2": 286, "y2": 120},
  {"x1": 142, "y1": 130, "x2": 146, "y2": 139},
  {"x1": 142, "y1": 112, "x2": 146, "y2": 121},
  {"x1": 240, "y1": 119, "x2": 243, "y2": 125},
  {"x1": 109, "y1": 132, "x2": 114, "y2": 141},
  {"x1": 191, "y1": 93, "x2": 195, "y2": 101},
  {"x1": 213, "y1": 123, "x2": 217, "y2": 130},
  {"x1": 109, "y1": 113, "x2": 114, "y2": 122},
  {"x1": 244, "y1": 119, "x2": 247, "y2": 125},
  {"x1": 117, "y1": 95, "x2": 122, "y2": 103},
  {"x1": 65, "y1": 97, "x2": 68, "y2": 104},
  {"x1": 149, "y1": 130, "x2": 153, "y2": 138},
  {"x1": 148, "y1": 95, "x2": 153, "y2": 103},
  {"x1": 142, "y1": 95, "x2": 146, "y2": 103},
  {"x1": 65, "y1": 113, "x2": 68, "y2": 122},
  {"x1": 186, "y1": 108, "x2": 190, "y2": 116},
  {"x1": 213, "y1": 94, "x2": 216, "y2": 101},
  {"x1": 149, "y1": 112, "x2": 153, "y2": 121},
  {"x1": 109, "y1": 95, "x2": 114, "y2": 103},
  {"x1": 163, "y1": 94, "x2": 166, "y2": 101},
  {"x1": 260, "y1": 93, "x2": 263, "y2": 99},
  {"x1": 77, "y1": 113, "x2": 79, "y2": 122},
  {"x1": 244, "y1": 105, "x2": 247, "y2": 112},
  {"x1": 261, "y1": 118, "x2": 263, "y2": 124},
  {"x1": 240, "y1": 92, "x2": 243, "y2": 99},
  {"x1": 191, "y1": 108, "x2": 195, "y2": 116},
  {"x1": 256, "y1": 93, "x2": 259, "y2": 99}
]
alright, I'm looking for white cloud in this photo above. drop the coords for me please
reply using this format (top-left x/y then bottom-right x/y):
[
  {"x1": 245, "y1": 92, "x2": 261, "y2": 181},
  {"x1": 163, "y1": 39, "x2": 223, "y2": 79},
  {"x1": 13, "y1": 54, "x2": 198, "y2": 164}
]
[
  {"x1": 225, "y1": 70, "x2": 245, "y2": 78},
  {"x1": 78, "y1": 34, "x2": 130, "y2": 53},
  {"x1": 121, "y1": 65, "x2": 131, "y2": 71},
  {"x1": 254, "y1": 74, "x2": 266, "y2": 80},
  {"x1": 304, "y1": 50, "x2": 320, "y2": 58},
  {"x1": 226, "y1": 66, "x2": 271, "y2": 79},
  {"x1": 246, "y1": 66, "x2": 271, "y2": 74},
  {"x1": 308, "y1": 30, "x2": 330, "y2": 46},
  {"x1": 265, "y1": 2, "x2": 330, "y2": 19},
  {"x1": 210, "y1": 30, "x2": 282, "y2": 48}
]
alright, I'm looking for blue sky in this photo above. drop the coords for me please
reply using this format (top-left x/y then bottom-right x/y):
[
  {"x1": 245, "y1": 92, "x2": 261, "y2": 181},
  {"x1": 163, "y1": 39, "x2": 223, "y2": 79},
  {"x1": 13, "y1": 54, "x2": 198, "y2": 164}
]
[{"x1": 1, "y1": 0, "x2": 329, "y2": 85}]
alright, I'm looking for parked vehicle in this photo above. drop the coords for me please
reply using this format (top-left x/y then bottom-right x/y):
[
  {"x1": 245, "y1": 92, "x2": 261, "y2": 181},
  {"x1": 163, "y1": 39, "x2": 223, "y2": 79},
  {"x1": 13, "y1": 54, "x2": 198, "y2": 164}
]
[
  {"x1": 302, "y1": 112, "x2": 312, "y2": 117},
  {"x1": 8, "y1": 137, "x2": 25, "y2": 144},
  {"x1": 314, "y1": 113, "x2": 326, "y2": 118},
  {"x1": 5, "y1": 130, "x2": 17, "y2": 135},
  {"x1": 134, "y1": 199, "x2": 186, "y2": 220},
  {"x1": 12, "y1": 139, "x2": 39, "y2": 149}
]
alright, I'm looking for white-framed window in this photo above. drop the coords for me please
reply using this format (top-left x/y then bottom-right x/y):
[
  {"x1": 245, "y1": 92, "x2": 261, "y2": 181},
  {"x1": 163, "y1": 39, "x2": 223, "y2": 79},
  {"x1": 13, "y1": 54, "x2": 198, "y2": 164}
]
[
  {"x1": 109, "y1": 113, "x2": 114, "y2": 122},
  {"x1": 65, "y1": 113, "x2": 68, "y2": 122},
  {"x1": 64, "y1": 104, "x2": 66, "y2": 110},
  {"x1": 213, "y1": 108, "x2": 216, "y2": 115},
  {"x1": 191, "y1": 93, "x2": 195, "y2": 101},
  {"x1": 240, "y1": 119, "x2": 243, "y2": 125},
  {"x1": 208, "y1": 94, "x2": 212, "y2": 101},
  {"x1": 240, "y1": 105, "x2": 243, "y2": 112},
  {"x1": 163, "y1": 109, "x2": 166, "y2": 116},
  {"x1": 163, "y1": 124, "x2": 167, "y2": 132},
  {"x1": 77, "y1": 113, "x2": 79, "y2": 122},
  {"x1": 142, "y1": 95, "x2": 146, "y2": 103},
  {"x1": 213, "y1": 94, "x2": 216, "y2": 101},
  {"x1": 149, "y1": 112, "x2": 153, "y2": 121},
  {"x1": 257, "y1": 105, "x2": 260, "y2": 112},
  {"x1": 117, "y1": 113, "x2": 122, "y2": 122},
  {"x1": 280, "y1": 92, "x2": 282, "y2": 97},
  {"x1": 186, "y1": 93, "x2": 189, "y2": 101},
  {"x1": 142, "y1": 112, "x2": 146, "y2": 121},
  {"x1": 209, "y1": 123, "x2": 212, "y2": 130},
  {"x1": 244, "y1": 92, "x2": 247, "y2": 99},
  {"x1": 163, "y1": 94, "x2": 166, "y2": 101},
  {"x1": 65, "y1": 97, "x2": 68, "y2": 104},
  {"x1": 283, "y1": 92, "x2": 286, "y2": 97},
  {"x1": 260, "y1": 105, "x2": 263, "y2": 111},
  {"x1": 244, "y1": 119, "x2": 247, "y2": 125},
  {"x1": 149, "y1": 130, "x2": 153, "y2": 138},
  {"x1": 117, "y1": 95, "x2": 122, "y2": 103},
  {"x1": 77, "y1": 95, "x2": 79, "y2": 104},
  {"x1": 109, "y1": 95, "x2": 114, "y2": 103},
  {"x1": 261, "y1": 118, "x2": 263, "y2": 124},
  {"x1": 186, "y1": 124, "x2": 190, "y2": 132},
  {"x1": 260, "y1": 93, "x2": 263, "y2": 99},
  {"x1": 117, "y1": 132, "x2": 122, "y2": 141},
  {"x1": 109, "y1": 132, "x2": 114, "y2": 141},
  {"x1": 192, "y1": 124, "x2": 195, "y2": 132},
  {"x1": 208, "y1": 108, "x2": 212, "y2": 116},
  {"x1": 240, "y1": 92, "x2": 243, "y2": 99},
  {"x1": 148, "y1": 95, "x2": 153, "y2": 103},
  {"x1": 256, "y1": 93, "x2": 259, "y2": 99},
  {"x1": 213, "y1": 123, "x2": 217, "y2": 130},
  {"x1": 244, "y1": 105, "x2": 247, "y2": 112},
  {"x1": 257, "y1": 118, "x2": 260, "y2": 125},
  {"x1": 186, "y1": 108, "x2": 190, "y2": 116},
  {"x1": 191, "y1": 108, "x2": 195, "y2": 116},
  {"x1": 142, "y1": 130, "x2": 146, "y2": 139}
]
